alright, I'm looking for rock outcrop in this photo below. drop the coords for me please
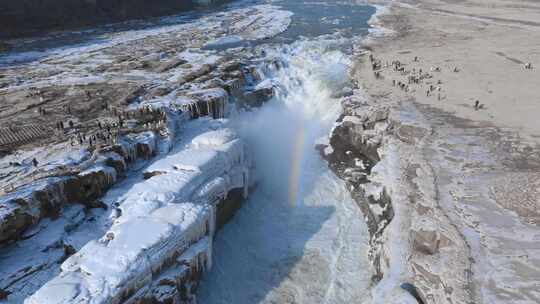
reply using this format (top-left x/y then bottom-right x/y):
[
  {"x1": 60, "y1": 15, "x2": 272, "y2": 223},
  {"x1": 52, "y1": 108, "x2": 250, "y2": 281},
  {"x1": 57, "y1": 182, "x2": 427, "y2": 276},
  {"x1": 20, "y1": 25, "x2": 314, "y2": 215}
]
[
  {"x1": 0, "y1": 131, "x2": 158, "y2": 247},
  {"x1": 184, "y1": 88, "x2": 229, "y2": 119},
  {"x1": 239, "y1": 80, "x2": 275, "y2": 108},
  {"x1": 321, "y1": 92, "x2": 394, "y2": 282},
  {"x1": 321, "y1": 52, "x2": 474, "y2": 304}
]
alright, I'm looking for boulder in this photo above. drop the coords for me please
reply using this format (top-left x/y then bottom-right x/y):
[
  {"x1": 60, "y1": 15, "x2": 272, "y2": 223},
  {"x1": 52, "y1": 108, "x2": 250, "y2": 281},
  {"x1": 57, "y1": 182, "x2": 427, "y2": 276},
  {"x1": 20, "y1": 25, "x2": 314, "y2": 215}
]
[
  {"x1": 155, "y1": 58, "x2": 189, "y2": 73},
  {"x1": 184, "y1": 88, "x2": 229, "y2": 119},
  {"x1": 412, "y1": 229, "x2": 439, "y2": 255},
  {"x1": 76, "y1": 165, "x2": 117, "y2": 204},
  {"x1": 178, "y1": 64, "x2": 216, "y2": 85},
  {"x1": 0, "y1": 203, "x2": 34, "y2": 245},
  {"x1": 240, "y1": 85, "x2": 274, "y2": 108}
]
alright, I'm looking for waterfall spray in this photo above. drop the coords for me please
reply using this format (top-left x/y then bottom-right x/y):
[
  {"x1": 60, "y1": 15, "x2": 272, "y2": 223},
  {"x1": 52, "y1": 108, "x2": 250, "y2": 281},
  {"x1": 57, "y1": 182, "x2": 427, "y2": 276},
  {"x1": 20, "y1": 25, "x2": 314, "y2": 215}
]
[{"x1": 235, "y1": 38, "x2": 351, "y2": 206}]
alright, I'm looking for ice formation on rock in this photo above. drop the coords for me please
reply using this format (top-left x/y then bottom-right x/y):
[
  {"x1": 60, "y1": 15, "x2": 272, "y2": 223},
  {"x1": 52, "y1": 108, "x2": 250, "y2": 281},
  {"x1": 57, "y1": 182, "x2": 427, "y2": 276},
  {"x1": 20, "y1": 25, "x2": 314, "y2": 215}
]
[
  {"x1": 26, "y1": 127, "x2": 251, "y2": 304},
  {"x1": 0, "y1": 133, "x2": 158, "y2": 246}
]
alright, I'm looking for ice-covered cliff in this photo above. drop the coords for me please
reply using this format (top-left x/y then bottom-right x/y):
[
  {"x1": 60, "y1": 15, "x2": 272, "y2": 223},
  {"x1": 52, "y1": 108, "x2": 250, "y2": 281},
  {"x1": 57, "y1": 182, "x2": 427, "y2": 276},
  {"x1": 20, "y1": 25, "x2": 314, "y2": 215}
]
[{"x1": 26, "y1": 124, "x2": 251, "y2": 304}]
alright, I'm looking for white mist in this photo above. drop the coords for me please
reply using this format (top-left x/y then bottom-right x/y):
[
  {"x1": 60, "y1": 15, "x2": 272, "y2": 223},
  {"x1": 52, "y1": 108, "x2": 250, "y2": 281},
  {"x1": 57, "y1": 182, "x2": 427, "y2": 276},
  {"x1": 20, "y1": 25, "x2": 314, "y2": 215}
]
[{"x1": 198, "y1": 38, "x2": 373, "y2": 304}]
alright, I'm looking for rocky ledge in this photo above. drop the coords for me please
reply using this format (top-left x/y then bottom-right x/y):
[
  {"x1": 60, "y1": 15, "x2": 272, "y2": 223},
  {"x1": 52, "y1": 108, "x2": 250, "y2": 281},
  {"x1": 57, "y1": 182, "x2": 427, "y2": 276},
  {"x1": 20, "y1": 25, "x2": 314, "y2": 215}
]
[
  {"x1": 324, "y1": 37, "x2": 540, "y2": 304},
  {"x1": 320, "y1": 51, "x2": 473, "y2": 304},
  {"x1": 0, "y1": 131, "x2": 158, "y2": 246}
]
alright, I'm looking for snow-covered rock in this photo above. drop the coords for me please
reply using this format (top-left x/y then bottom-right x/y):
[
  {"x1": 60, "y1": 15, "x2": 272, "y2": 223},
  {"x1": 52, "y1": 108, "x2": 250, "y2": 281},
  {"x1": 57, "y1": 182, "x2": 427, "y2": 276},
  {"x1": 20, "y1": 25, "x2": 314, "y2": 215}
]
[
  {"x1": 323, "y1": 54, "x2": 476, "y2": 303},
  {"x1": 26, "y1": 127, "x2": 251, "y2": 304},
  {"x1": 0, "y1": 131, "x2": 160, "y2": 247},
  {"x1": 240, "y1": 80, "x2": 275, "y2": 108},
  {"x1": 179, "y1": 88, "x2": 229, "y2": 119}
]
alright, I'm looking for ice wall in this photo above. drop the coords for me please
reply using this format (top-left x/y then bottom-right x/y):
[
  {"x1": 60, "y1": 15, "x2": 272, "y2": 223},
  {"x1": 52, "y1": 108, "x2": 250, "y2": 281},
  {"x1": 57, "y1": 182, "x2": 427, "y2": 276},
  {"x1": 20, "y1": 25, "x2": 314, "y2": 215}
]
[{"x1": 25, "y1": 127, "x2": 250, "y2": 304}]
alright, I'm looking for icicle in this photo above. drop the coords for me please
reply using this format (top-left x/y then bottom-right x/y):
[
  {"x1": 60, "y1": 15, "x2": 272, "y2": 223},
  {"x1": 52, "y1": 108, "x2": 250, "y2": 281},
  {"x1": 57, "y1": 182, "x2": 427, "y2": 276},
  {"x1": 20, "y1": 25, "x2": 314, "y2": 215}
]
[
  {"x1": 207, "y1": 205, "x2": 215, "y2": 269},
  {"x1": 242, "y1": 169, "x2": 249, "y2": 199},
  {"x1": 221, "y1": 97, "x2": 226, "y2": 118}
]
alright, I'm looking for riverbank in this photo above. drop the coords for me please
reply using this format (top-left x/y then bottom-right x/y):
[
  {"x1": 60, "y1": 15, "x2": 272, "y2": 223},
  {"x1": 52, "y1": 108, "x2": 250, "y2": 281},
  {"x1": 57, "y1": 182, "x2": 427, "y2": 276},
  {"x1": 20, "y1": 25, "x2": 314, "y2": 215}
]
[
  {"x1": 0, "y1": 0, "x2": 226, "y2": 39},
  {"x1": 326, "y1": 0, "x2": 540, "y2": 302},
  {"x1": 365, "y1": 0, "x2": 540, "y2": 142}
]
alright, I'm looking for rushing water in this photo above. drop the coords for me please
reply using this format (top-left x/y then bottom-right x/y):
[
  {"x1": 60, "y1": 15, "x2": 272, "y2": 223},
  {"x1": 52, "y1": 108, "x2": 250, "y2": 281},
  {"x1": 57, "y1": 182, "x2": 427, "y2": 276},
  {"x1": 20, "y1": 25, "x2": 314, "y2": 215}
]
[
  {"x1": 197, "y1": 31, "x2": 374, "y2": 303},
  {"x1": 0, "y1": 0, "x2": 374, "y2": 65},
  {"x1": 196, "y1": 1, "x2": 376, "y2": 303}
]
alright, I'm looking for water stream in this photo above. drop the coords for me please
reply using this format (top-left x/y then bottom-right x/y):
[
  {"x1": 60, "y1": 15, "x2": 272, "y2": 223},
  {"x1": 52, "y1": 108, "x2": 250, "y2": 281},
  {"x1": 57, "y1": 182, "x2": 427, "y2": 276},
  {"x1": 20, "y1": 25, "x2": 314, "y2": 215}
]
[{"x1": 198, "y1": 37, "x2": 373, "y2": 303}]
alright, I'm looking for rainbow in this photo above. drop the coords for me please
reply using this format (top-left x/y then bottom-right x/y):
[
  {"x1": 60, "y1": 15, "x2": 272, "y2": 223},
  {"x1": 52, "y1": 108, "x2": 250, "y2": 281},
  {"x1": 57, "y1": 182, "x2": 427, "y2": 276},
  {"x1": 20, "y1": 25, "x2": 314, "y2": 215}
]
[{"x1": 288, "y1": 122, "x2": 305, "y2": 206}]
